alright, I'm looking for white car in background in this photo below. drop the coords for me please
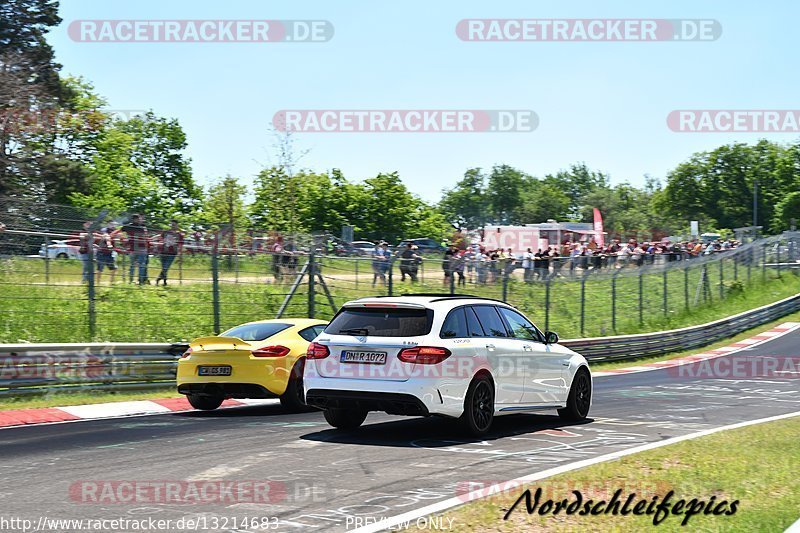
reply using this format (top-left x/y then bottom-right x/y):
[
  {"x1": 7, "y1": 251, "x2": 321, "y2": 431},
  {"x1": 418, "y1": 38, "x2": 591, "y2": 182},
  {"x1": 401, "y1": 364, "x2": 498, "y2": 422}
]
[
  {"x1": 350, "y1": 241, "x2": 376, "y2": 256},
  {"x1": 38, "y1": 239, "x2": 81, "y2": 260},
  {"x1": 304, "y1": 295, "x2": 592, "y2": 435}
]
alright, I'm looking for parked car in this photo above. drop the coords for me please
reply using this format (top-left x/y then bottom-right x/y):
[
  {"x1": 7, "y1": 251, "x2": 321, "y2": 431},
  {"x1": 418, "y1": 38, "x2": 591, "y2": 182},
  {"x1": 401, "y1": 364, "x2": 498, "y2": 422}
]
[
  {"x1": 304, "y1": 295, "x2": 592, "y2": 435},
  {"x1": 177, "y1": 318, "x2": 327, "y2": 412},
  {"x1": 396, "y1": 238, "x2": 446, "y2": 254},
  {"x1": 39, "y1": 239, "x2": 81, "y2": 260},
  {"x1": 350, "y1": 241, "x2": 376, "y2": 256}
]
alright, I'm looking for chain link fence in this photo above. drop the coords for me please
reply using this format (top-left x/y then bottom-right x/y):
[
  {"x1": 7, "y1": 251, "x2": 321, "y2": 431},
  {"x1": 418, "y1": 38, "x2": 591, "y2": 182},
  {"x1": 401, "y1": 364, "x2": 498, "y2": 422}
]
[{"x1": 0, "y1": 197, "x2": 798, "y2": 343}]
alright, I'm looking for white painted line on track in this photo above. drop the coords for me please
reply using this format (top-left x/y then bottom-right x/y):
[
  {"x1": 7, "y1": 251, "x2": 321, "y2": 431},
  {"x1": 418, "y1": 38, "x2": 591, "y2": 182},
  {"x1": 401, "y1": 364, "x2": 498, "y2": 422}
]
[
  {"x1": 59, "y1": 400, "x2": 172, "y2": 419},
  {"x1": 352, "y1": 410, "x2": 800, "y2": 533}
]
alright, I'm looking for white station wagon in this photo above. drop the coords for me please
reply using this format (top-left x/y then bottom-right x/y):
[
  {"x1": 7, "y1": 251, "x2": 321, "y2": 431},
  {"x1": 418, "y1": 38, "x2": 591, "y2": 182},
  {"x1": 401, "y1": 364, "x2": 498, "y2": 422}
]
[{"x1": 303, "y1": 295, "x2": 592, "y2": 435}]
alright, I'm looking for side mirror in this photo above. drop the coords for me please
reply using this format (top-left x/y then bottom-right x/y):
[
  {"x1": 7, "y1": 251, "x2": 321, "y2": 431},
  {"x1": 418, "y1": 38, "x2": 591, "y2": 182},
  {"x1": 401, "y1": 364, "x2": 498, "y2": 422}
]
[{"x1": 545, "y1": 331, "x2": 559, "y2": 344}]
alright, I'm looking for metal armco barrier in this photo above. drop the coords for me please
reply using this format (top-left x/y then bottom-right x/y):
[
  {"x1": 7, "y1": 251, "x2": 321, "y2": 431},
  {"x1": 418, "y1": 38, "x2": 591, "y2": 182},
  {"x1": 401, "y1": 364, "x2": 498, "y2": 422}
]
[
  {"x1": 562, "y1": 292, "x2": 800, "y2": 362},
  {"x1": 0, "y1": 292, "x2": 798, "y2": 397},
  {"x1": 0, "y1": 342, "x2": 186, "y2": 397}
]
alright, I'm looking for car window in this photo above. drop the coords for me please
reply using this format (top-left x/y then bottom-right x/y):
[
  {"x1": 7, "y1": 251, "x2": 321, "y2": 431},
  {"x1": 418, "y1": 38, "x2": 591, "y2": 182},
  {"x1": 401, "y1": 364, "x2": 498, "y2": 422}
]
[
  {"x1": 471, "y1": 305, "x2": 508, "y2": 338},
  {"x1": 326, "y1": 307, "x2": 433, "y2": 337},
  {"x1": 298, "y1": 325, "x2": 325, "y2": 342},
  {"x1": 221, "y1": 323, "x2": 292, "y2": 341},
  {"x1": 497, "y1": 307, "x2": 542, "y2": 342},
  {"x1": 440, "y1": 308, "x2": 468, "y2": 339},
  {"x1": 465, "y1": 307, "x2": 485, "y2": 337}
]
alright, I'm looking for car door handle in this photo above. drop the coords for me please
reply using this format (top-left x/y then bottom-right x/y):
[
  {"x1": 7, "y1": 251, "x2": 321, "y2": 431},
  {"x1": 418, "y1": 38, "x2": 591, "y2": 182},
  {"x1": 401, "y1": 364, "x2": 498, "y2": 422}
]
[
  {"x1": 562, "y1": 362, "x2": 571, "y2": 366},
  {"x1": 523, "y1": 345, "x2": 533, "y2": 351},
  {"x1": 485, "y1": 344, "x2": 496, "y2": 350}
]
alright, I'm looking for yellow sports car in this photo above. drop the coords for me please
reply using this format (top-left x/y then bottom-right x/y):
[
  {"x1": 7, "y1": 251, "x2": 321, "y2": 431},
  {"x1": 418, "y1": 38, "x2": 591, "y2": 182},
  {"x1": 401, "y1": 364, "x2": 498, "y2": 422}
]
[{"x1": 177, "y1": 318, "x2": 327, "y2": 411}]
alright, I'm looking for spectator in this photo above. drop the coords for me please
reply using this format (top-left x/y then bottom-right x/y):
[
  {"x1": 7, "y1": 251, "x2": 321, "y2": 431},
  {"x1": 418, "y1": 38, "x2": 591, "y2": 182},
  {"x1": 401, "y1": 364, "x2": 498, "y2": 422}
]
[
  {"x1": 443, "y1": 244, "x2": 456, "y2": 285},
  {"x1": 155, "y1": 220, "x2": 183, "y2": 286},
  {"x1": 522, "y1": 248, "x2": 533, "y2": 282},
  {"x1": 77, "y1": 221, "x2": 95, "y2": 283},
  {"x1": 398, "y1": 243, "x2": 414, "y2": 282},
  {"x1": 122, "y1": 214, "x2": 150, "y2": 285},
  {"x1": 453, "y1": 249, "x2": 466, "y2": 286},
  {"x1": 372, "y1": 241, "x2": 391, "y2": 286},
  {"x1": 409, "y1": 245, "x2": 423, "y2": 282},
  {"x1": 95, "y1": 227, "x2": 117, "y2": 284},
  {"x1": 0, "y1": 221, "x2": 5, "y2": 232}
]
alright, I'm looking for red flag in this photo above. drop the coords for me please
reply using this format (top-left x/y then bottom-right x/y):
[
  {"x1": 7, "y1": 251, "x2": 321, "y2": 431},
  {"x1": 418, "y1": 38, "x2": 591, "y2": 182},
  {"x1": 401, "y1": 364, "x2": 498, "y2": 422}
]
[{"x1": 593, "y1": 208, "x2": 605, "y2": 247}]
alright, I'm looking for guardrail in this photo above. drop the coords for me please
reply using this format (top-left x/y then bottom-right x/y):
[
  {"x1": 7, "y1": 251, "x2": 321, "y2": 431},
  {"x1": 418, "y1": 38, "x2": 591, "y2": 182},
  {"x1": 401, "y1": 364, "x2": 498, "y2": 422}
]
[{"x1": 0, "y1": 292, "x2": 798, "y2": 397}]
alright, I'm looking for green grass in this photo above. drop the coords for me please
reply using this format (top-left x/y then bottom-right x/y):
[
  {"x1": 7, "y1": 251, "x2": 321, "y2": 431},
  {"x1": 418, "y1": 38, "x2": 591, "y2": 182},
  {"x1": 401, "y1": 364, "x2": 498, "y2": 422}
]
[
  {"x1": 0, "y1": 254, "x2": 797, "y2": 343},
  {"x1": 0, "y1": 388, "x2": 182, "y2": 411},
  {"x1": 406, "y1": 415, "x2": 800, "y2": 532}
]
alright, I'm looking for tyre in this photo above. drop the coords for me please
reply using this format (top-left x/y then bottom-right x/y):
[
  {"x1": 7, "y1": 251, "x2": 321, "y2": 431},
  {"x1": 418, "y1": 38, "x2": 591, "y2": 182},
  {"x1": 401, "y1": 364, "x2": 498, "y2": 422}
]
[
  {"x1": 460, "y1": 375, "x2": 494, "y2": 436},
  {"x1": 187, "y1": 393, "x2": 224, "y2": 411},
  {"x1": 56, "y1": 253, "x2": 68, "y2": 259},
  {"x1": 558, "y1": 368, "x2": 592, "y2": 421},
  {"x1": 323, "y1": 408, "x2": 367, "y2": 430},
  {"x1": 280, "y1": 360, "x2": 311, "y2": 412}
]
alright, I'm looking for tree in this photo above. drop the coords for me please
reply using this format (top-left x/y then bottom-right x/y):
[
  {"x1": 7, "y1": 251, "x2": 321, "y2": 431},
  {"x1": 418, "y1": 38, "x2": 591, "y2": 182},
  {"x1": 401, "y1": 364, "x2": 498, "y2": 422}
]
[
  {"x1": 486, "y1": 164, "x2": 526, "y2": 224},
  {"x1": 439, "y1": 168, "x2": 486, "y2": 229},
  {"x1": 518, "y1": 178, "x2": 572, "y2": 223},
  {"x1": 772, "y1": 191, "x2": 800, "y2": 231},
  {"x1": 202, "y1": 176, "x2": 248, "y2": 231}
]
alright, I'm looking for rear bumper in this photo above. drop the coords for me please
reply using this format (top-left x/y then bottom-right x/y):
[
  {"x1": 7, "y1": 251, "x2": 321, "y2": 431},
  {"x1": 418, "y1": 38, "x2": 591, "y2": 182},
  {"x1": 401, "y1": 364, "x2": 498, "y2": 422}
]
[
  {"x1": 306, "y1": 389, "x2": 429, "y2": 416},
  {"x1": 177, "y1": 382, "x2": 279, "y2": 399}
]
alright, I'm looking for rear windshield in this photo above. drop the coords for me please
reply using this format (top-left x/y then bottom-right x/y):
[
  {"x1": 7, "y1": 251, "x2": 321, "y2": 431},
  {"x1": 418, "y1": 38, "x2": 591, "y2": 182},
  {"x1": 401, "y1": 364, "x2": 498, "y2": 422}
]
[
  {"x1": 221, "y1": 323, "x2": 291, "y2": 341},
  {"x1": 326, "y1": 307, "x2": 433, "y2": 337}
]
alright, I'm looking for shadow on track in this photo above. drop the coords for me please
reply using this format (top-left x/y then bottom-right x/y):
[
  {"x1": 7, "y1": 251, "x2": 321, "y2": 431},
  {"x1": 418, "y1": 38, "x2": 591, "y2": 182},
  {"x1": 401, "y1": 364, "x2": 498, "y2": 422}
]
[
  {"x1": 301, "y1": 414, "x2": 595, "y2": 447},
  {"x1": 176, "y1": 404, "x2": 318, "y2": 418}
]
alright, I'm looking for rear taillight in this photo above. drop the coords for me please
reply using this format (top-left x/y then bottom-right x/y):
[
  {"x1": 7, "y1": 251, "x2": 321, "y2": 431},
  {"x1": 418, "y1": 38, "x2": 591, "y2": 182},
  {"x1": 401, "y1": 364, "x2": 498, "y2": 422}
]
[
  {"x1": 180, "y1": 347, "x2": 192, "y2": 359},
  {"x1": 251, "y1": 345, "x2": 291, "y2": 357},
  {"x1": 397, "y1": 346, "x2": 452, "y2": 364},
  {"x1": 306, "y1": 342, "x2": 330, "y2": 359}
]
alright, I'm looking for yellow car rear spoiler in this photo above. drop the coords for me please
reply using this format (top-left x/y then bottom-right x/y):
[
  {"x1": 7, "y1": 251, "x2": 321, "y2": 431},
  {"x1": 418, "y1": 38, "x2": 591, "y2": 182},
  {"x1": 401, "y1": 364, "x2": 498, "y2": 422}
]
[{"x1": 189, "y1": 336, "x2": 253, "y2": 352}]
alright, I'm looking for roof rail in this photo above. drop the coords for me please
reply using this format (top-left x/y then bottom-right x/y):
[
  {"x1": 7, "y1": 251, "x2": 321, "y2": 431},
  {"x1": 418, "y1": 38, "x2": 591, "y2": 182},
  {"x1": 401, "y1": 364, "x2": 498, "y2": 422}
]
[{"x1": 353, "y1": 293, "x2": 512, "y2": 305}]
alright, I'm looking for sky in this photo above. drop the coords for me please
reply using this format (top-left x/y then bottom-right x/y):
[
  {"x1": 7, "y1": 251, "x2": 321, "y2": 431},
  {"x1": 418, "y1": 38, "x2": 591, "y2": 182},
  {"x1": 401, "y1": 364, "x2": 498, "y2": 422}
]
[{"x1": 46, "y1": 0, "x2": 800, "y2": 203}]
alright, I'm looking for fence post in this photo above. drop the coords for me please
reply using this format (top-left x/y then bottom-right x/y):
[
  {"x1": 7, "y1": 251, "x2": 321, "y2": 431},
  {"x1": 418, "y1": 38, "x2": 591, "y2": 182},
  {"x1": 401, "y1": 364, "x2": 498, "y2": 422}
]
[
  {"x1": 579, "y1": 271, "x2": 586, "y2": 336},
  {"x1": 501, "y1": 267, "x2": 509, "y2": 301},
  {"x1": 544, "y1": 278, "x2": 551, "y2": 332},
  {"x1": 762, "y1": 242, "x2": 767, "y2": 283},
  {"x1": 638, "y1": 268, "x2": 644, "y2": 326},
  {"x1": 387, "y1": 256, "x2": 394, "y2": 296},
  {"x1": 684, "y1": 263, "x2": 689, "y2": 312},
  {"x1": 211, "y1": 238, "x2": 221, "y2": 334},
  {"x1": 178, "y1": 250, "x2": 183, "y2": 285},
  {"x1": 87, "y1": 248, "x2": 96, "y2": 340},
  {"x1": 450, "y1": 263, "x2": 456, "y2": 295},
  {"x1": 776, "y1": 240, "x2": 782, "y2": 277},
  {"x1": 44, "y1": 234, "x2": 50, "y2": 284},
  {"x1": 702, "y1": 264, "x2": 709, "y2": 303},
  {"x1": 355, "y1": 258, "x2": 359, "y2": 289},
  {"x1": 662, "y1": 268, "x2": 668, "y2": 317},
  {"x1": 719, "y1": 256, "x2": 724, "y2": 300},
  {"x1": 611, "y1": 270, "x2": 617, "y2": 333},
  {"x1": 308, "y1": 251, "x2": 316, "y2": 319}
]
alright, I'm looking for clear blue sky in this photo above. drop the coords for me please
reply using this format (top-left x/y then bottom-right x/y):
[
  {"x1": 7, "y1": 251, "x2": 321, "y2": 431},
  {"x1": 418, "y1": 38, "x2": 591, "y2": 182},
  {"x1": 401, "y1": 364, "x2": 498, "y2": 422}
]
[{"x1": 48, "y1": 0, "x2": 799, "y2": 202}]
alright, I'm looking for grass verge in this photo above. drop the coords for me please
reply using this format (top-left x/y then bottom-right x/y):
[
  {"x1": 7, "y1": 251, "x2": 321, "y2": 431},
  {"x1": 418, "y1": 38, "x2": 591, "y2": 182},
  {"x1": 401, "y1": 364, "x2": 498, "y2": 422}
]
[{"x1": 407, "y1": 415, "x2": 800, "y2": 532}]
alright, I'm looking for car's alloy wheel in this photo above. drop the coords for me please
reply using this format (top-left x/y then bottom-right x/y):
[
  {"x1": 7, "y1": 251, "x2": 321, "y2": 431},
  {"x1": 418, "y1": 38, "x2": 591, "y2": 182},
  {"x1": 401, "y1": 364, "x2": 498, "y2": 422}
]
[
  {"x1": 462, "y1": 376, "x2": 494, "y2": 436},
  {"x1": 558, "y1": 368, "x2": 591, "y2": 421},
  {"x1": 280, "y1": 360, "x2": 312, "y2": 413}
]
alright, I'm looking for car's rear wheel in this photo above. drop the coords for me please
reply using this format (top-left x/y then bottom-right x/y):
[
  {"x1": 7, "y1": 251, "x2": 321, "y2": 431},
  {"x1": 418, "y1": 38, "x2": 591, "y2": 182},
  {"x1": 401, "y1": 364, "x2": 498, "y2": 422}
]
[
  {"x1": 558, "y1": 368, "x2": 591, "y2": 421},
  {"x1": 187, "y1": 393, "x2": 224, "y2": 411},
  {"x1": 56, "y1": 253, "x2": 68, "y2": 259},
  {"x1": 323, "y1": 408, "x2": 367, "y2": 430},
  {"x1": 280, "y1": 360, "x2": 311, "y2": 413},
  {"x1": 461, "y1": 375, "x2": 494, "y2": 436}
]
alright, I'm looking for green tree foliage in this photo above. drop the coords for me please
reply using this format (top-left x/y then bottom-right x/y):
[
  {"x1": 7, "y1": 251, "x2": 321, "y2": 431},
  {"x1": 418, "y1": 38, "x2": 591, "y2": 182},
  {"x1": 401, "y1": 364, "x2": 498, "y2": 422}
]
[
  {"x1": 201, "y1": 176, "x2": 248, "y2": 231},
  {"x1": 772, "y1": 191, "x2": 800, "y2": 231},
  {"x1": 658, "y1": 141, "x2": 800, "y2": 233},
  {"x1": 439, "y1": 168, "x2": 486, "y2": 229}
]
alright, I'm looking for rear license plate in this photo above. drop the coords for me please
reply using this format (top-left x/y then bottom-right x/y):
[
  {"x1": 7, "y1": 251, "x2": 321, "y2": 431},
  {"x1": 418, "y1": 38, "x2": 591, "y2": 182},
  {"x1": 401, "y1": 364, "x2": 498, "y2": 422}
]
[
  {"x1": 340, "y1": 351, "x2": 387, "y2": 364},
  {"x1": 198, "y1": 366, "x2": 232, "y2": 376}
]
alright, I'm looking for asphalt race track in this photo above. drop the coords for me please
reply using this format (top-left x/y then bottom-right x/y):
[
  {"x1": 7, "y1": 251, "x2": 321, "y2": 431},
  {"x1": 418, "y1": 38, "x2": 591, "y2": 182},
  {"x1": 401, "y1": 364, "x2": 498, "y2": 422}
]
[{"x1": 1, "y1": 328, "x2": 799, "y2": 532}]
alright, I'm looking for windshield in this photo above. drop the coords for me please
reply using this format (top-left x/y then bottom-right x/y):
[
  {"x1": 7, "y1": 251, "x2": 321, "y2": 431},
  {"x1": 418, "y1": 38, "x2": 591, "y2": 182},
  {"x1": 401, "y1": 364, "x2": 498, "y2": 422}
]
[
  {"x1": 325, "y1": 307, "x2": 433, "y2": 337},
  {"x1": 221, "y1": 323, "x2": 291, "y2": 341}
]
